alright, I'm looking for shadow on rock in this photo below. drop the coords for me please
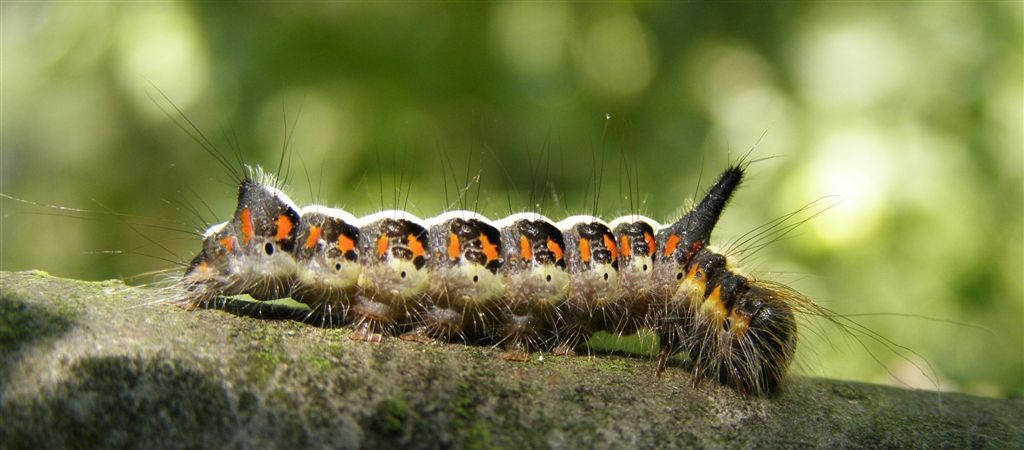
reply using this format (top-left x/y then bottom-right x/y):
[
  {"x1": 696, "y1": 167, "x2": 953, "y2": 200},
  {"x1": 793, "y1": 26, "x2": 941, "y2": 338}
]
[
  {"x1": 0, "y1": 295, "x2": 77, "y2": 357},
  {"x1": 1, "y1": 356, "x2": 249, "y2": 449},
  {"x1": 197, "y1": 297, "x2": 347, "y2": 328}
]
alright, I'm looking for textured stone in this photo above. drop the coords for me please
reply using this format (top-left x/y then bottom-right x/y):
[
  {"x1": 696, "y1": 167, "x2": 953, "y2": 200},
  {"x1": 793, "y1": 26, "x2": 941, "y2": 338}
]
[{"x1": 1, "y1": 271, "x2": 1020, "y2": 449}]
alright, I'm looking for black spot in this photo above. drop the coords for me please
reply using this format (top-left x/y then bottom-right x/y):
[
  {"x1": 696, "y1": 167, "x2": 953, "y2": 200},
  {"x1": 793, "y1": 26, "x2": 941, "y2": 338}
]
[
  {"x1": 603, "y1": 273, "x2": 609, "y2": 281},
  {"x1": 676, "y1": 272, "x2": 683, "y2": 280},
  {"x1": 335, "y1": 263, "x2": 342, "y2": 271},
  {"x1": 392, "y1": 247, "x2": 414, "y2": 260},
  {"x1": 400, "y1": 271, "x2": 407, "y2": 279},
  {"x1": 265, "y1": 243, "x2": 274, "y2": 255},
  {"x1": 472, "y1": 275, "x2": 479, "y2": 283},
  {"x1": 546, "y1": 274, "x2": 552, "y2": 282},
  {"x1": 642, "y1": 264, "x2": 648, "y2": 271}
]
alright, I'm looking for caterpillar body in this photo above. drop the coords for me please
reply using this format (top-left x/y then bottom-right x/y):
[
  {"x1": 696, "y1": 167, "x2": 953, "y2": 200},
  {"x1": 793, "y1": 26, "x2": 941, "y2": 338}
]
[{"x1": 182, "y1": 163, "x2": 801, "y2": 395}]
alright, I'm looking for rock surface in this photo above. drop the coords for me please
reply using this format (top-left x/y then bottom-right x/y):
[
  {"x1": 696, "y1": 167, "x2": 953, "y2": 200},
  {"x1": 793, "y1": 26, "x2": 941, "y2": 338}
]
[{"x1": 1, "y1": 270, "x2": 1021, "y2": 449}]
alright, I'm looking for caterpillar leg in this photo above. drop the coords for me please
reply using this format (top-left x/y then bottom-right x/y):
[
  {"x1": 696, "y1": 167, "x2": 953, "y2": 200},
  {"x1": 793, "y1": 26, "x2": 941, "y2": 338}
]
[
  {"x1": 351, "y1": 326, "x2": 384, "y2": 344},
  {"x1": 655, "y1": 346, "x2": 674, "y2": 377},
  {"x1": 398, "y1": 329, "x2": 432, "y2": 344},
  {"x1": 399, "y1": 306, "x2": 464, "y2": 344},
  {"x1": 500, "y1": 349, "x2": 530, "y2": 362},
  {"x1": 497, "y1": 313, "x2": 544, "y2": 362},
  {"x1": 348, "y1": 296, "x2": 397, "y2": 343},
  {"x1": 550, "y1": 313, "x2": 596, "y2": 357}
]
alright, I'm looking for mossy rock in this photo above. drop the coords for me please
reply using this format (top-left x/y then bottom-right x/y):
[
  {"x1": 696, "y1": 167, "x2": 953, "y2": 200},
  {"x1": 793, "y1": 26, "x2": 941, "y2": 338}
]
[{"x1": 1, "y1": 271, "x2": 1021, "y2": 448}]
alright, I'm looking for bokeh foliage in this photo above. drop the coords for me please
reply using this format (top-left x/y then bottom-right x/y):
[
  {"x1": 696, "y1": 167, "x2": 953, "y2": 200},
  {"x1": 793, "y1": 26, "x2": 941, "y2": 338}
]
[{"x1": 2, "y1": 3, "x2": 1020, "y2": 398}]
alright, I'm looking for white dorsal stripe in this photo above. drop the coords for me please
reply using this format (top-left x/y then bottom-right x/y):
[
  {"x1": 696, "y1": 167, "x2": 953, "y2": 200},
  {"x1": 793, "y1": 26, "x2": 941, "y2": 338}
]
[
  {"x1": 556, "y1": 215, "x2": 607, "y2": 229},
  {"x1": 426, "y1": 210, "x2": 496, "y2": 228},
  {"x1": 202, "y1": 221, "x2": 228, "y2": 238},
  {"x1": 268, "y1": 187, "x2": 300, "y2": 213},
  {"x1": 358, "y1": 209, "x2": 425, "y2": 227},
  {"x1": 493, "y1": 211, "x2": 558, "y2": 228},
  {"x1": 300, "y1": 205, "x2": 360, "y2": 225},
  {"x1": 607, "y1": 215, "x2": 663, "y2": 230}
]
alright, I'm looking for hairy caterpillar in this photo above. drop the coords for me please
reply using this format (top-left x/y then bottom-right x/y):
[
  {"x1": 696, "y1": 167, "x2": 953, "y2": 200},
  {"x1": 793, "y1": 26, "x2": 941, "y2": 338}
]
[{"x1": 180, "y1": 158, "x2": 804, "y2": 395}]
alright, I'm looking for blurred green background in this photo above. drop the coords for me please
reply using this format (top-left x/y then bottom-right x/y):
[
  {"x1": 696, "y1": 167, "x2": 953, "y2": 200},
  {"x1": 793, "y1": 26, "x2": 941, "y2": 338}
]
[{"x1": 2, "y1": 3, "x2": 1020, "y2": 398}]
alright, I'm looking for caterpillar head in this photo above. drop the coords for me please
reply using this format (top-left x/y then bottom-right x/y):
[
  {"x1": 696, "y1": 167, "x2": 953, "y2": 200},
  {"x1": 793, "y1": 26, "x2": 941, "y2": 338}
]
[
  {"x1": 291, "y1": 206, "x2": 361, "y2": 308},
  {"x1": 182, "y1": 178, "x2": 300, "y2": 303}
]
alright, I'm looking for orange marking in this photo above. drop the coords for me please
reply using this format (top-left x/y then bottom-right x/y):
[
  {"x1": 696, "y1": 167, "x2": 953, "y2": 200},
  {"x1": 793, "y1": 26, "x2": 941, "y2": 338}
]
[
  {"x1": 337, "y1": 234, "x2": 355, "y2": 253},
  {"x1": 480, "y1": 234, "x2": 499, "y2": 263},
  {"x1": 546, "y1": 238, "x2": 563, "y2": 261},
  {"x1": 240, "y1": 207, "x2": 254, "y2": 245},
  {"x1": 578, "y1": 238, "x2": 591, "y2": 263},
  {"x1": 619, "y1": 236, "x2": 631, "y2": 257},
  {"x1": 376, "y1": 234, "x2": 388, "y2": 257},
  {"x1": 408, "y1": 233, "x2": 426, "y2": 258},
  {"x1": 686, "y1": 263, "x2": 700, "y2": 281},
  {"x1": 304, "y1": 225, "x2": 321, "y2": 249},
  {"x1": 644, "y1": 232, "x2": 656, "y2": 256},
  {"x1": 691, "y1": 241, "x2": 704, "y2": 257},
  {"x1": 275, "y1": 214, "x2": 293, "y2": 241},
  {"x1": 447, "y1": 233, "x2": 461, "y2": 260},
  {"x1": 519, "y1": 236, "x2": 532, "y2": 260},
  {"x1": 664, "y1": 234, "x2": 680, "y2": 257},
  {"x1": 219, "y1": 236, "x2": 235, "y2": 252},
  {"x1": 603, "y1": 234, "x2": 617, "y2": 261}
]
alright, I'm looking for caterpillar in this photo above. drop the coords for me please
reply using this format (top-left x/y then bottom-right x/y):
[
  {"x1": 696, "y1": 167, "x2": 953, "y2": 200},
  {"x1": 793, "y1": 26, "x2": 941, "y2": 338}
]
[{"x1": 180, "y1": 159, "x2": 804, "y2": 395}]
